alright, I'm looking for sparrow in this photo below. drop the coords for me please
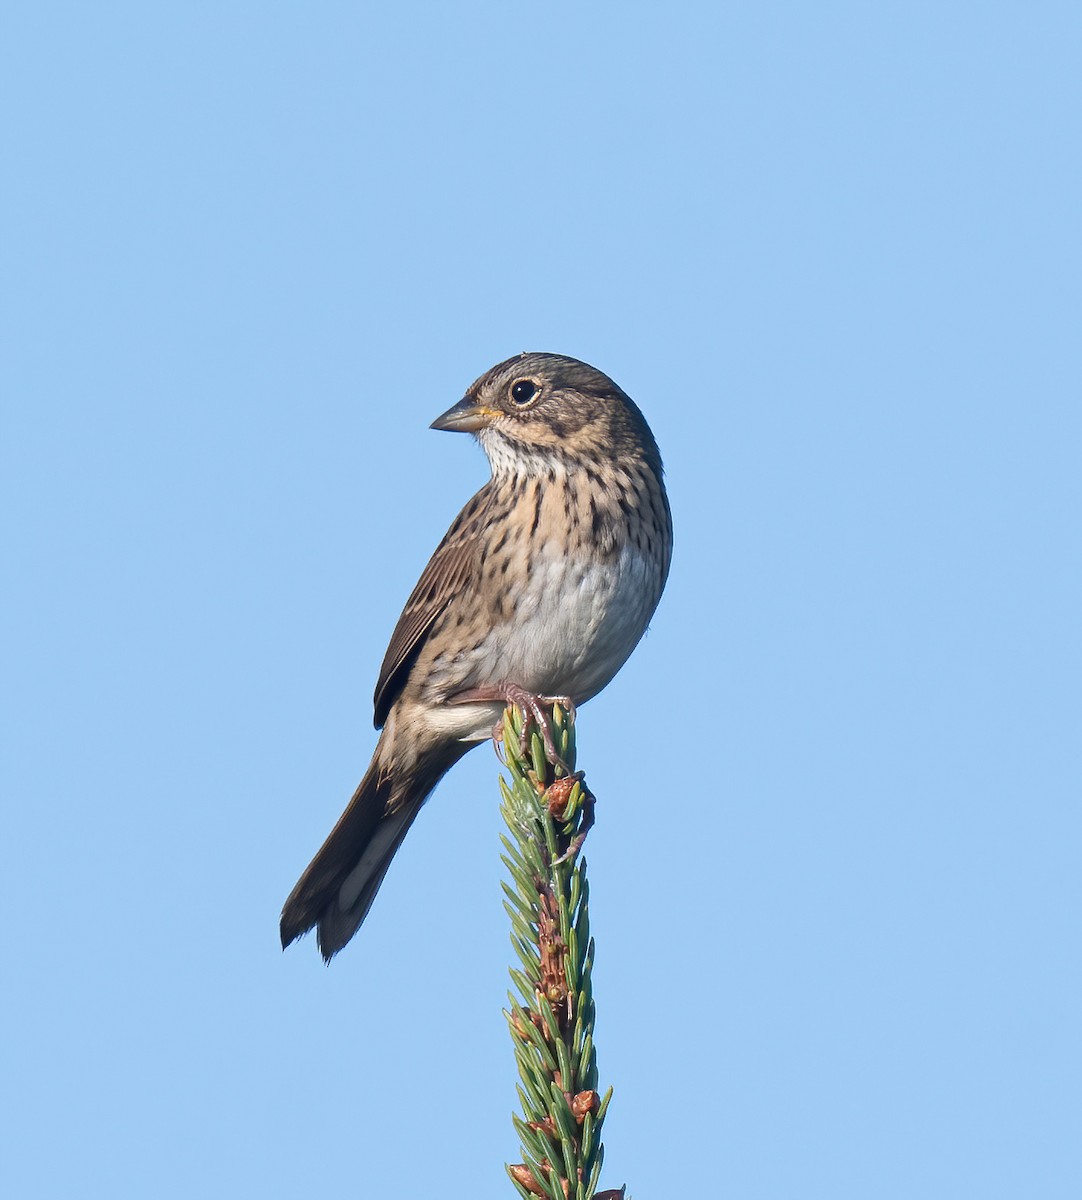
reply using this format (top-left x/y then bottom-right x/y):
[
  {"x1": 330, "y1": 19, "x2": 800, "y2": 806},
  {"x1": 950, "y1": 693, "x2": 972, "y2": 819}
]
[{"x1": 281, "y1": 352, "x2": 672, "y2": 959}]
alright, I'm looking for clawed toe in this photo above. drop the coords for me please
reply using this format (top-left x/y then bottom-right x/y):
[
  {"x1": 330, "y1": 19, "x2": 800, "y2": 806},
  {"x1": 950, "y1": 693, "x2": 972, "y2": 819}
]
[
  {"x1": 453, "y1": 681, "x2": 574, "y2": 774},
  {"x1": 551, "y1": 781, "x2": 594, "y2": 864},
  {"x1": 512, "y1": 694, "x2": 569, "y2": 773}
]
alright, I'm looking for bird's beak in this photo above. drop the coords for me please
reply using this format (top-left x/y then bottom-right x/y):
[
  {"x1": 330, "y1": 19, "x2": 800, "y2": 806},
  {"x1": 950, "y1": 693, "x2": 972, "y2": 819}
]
[{"x1": 430, "y1": 396, "x2": 498, "y2": 433}]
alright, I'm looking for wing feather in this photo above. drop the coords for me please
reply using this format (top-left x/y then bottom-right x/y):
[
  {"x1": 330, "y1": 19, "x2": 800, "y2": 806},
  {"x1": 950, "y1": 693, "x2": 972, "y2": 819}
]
[{"x1": 372, "y1": 485, "x2": 492, "y2": 727}]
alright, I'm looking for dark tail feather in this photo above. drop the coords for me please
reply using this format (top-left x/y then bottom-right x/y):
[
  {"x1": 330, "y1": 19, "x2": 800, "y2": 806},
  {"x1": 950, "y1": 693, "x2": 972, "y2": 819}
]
[{"x1": 280, "y1": 758, "x2": 421, "y2": 961}]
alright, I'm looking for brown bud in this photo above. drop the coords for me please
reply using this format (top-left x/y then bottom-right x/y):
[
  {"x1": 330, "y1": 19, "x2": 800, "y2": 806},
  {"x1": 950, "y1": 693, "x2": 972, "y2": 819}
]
[
  {"x1": 571, "y1": 1090, "x2": 599, "y2": 1123},
  {"x1": 545, "y1": 775, "x2": 578, "y2": 818},
  {"x1": 536, "y1": 906, "x2": 569, "y2": 1010},
  {"x1": 508, "y1": 1164, "x2": 546, "y2": 1196}
]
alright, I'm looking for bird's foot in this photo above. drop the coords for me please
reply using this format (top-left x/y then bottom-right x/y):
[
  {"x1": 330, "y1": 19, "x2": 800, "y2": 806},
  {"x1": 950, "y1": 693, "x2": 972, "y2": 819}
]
[
  {"x1": 546, "y1": 773, "x2": 594, "y2": 864},
  {"x1": 453, "y1": 682, "x2": 574, "y2": 773}
]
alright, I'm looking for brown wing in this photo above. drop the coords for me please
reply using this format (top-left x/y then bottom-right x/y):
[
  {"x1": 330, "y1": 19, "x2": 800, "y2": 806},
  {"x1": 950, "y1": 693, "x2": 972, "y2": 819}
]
[{"x1": 372, "y1": 485, "x2": 491, "y2": 727}]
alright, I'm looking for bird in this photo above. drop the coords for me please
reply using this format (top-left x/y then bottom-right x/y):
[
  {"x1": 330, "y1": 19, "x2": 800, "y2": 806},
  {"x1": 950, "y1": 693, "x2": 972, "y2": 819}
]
[{"x1": 280, "y1": 352, "x2": 672, "y2": 960}]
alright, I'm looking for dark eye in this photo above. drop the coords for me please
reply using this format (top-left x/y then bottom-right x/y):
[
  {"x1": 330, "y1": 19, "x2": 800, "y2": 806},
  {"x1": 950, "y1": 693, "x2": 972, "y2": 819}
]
[{"x1": 510, "y1": 379, "x2": 538, "y2": 406}]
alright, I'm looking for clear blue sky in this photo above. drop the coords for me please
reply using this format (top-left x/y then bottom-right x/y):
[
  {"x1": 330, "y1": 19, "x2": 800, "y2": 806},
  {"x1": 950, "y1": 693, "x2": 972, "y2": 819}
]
[{"x1": 4, "y1": 4, "x2": 1079, "y2": 1197}]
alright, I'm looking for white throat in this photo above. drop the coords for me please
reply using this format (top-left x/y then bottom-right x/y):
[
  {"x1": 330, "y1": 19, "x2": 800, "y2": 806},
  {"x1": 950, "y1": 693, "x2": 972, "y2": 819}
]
[{"x1": 479, "y1": 427, "x2": 571, "y2": 481}]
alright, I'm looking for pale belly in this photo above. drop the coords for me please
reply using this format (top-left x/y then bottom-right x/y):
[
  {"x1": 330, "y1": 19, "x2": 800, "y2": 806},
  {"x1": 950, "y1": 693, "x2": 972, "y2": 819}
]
[
  {"x1": 422, "y1": 542, "x2": 662, "y2": 743},
  {"x1": 493, "y1": 542, "x2": 660, "y2": 699}
]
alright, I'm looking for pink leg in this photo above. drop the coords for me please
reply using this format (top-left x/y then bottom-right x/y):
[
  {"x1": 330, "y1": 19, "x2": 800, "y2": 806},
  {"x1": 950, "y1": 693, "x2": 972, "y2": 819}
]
[{"x1": 451, "y1": 682, "x2": 575, "y2": 770}]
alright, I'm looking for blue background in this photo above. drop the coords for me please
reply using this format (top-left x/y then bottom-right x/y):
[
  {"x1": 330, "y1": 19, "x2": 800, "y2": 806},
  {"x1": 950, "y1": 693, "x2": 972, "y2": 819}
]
[{"x1": 4, "y1": 3, "x2": 1079, "y2": 1196}]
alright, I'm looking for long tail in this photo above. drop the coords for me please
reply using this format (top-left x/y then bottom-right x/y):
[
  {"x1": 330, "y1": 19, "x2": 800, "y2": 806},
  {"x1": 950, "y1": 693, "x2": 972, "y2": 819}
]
[{"x1": 280, "y1": 734, "x2": 462, "y2": 961}]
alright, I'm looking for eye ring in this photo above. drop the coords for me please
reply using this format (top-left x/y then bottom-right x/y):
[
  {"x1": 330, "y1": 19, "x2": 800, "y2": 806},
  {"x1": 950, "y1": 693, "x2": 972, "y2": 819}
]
[{"x1": 509, "y1": 378, "x2": 539, "y2": 407}]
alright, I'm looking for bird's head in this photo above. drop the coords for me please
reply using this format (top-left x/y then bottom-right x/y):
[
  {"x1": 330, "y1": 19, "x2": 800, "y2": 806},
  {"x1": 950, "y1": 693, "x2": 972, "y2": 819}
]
[{"x1": 431, "y1": 352, "x2": 661, "y2": 479}]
